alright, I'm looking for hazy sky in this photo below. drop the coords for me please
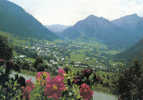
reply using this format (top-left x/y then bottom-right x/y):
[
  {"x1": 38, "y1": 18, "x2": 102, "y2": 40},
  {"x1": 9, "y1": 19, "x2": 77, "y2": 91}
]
[{"x1": 9, "y1": 0, "x2": 143, "y2": 25}]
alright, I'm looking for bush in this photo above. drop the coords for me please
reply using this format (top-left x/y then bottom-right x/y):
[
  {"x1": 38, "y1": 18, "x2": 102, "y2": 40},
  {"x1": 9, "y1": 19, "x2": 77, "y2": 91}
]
[
  {"x1": 22, "y1": 68, "x2": 94, "y2": 100},
  {"x1": 115, "y1": 61, "x2": 143, "y2": 100},
  {"x1": 0, "y1": 35, "x2": 13, "y2": 60}
]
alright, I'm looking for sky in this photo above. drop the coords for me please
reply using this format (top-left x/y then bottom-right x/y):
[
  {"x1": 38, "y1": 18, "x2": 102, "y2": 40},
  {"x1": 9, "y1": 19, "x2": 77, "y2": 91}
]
[{"x1": 9, "y1": 0, "x2": 143, "y2": 25}]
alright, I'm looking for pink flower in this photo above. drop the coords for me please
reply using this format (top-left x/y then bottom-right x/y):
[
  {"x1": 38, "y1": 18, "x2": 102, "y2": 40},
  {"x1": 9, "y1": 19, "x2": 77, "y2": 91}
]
[
  {"x1": 26, "y1": 79, "x2": 35, "y2": 88},
  {"x1": 58, "y1": 68, "x2": 65, "y2": 76},
  {"x1": 44, "y1": 75, "x2": 65, "y2": 100},
  {"x1": 80, "y1": 83, "x2": 93, "y2": 100},
  {"x1": 22, "y1": 79, "x2": 34, "y2": 100},
  {"x1": 55, "y1": 75, "x2": 64, "y2": 82}
]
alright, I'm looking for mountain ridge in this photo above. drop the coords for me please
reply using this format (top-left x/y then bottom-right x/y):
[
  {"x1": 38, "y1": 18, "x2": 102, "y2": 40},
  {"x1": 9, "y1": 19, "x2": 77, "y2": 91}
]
[{"x1": 61, "y1": 14, "x2": 143, "y2": 48}]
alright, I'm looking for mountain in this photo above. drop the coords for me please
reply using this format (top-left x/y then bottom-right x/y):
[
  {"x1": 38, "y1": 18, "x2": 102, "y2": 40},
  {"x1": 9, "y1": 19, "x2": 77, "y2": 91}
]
[
  {"x1": 112, "y1": 14, "x2": 143, "y2": 29},
  {"x1": 62, "y1": 14, "x2": 143, "y2": 48},
  {"x1": 116, "y1": 39, "x2": 143, "y2": 62},
  {"x1": 0, "y1": 0, "x2": 58, "y2": 40},
  {"x1": 112, "y1": 14, "x2": 143, "y2": 43},
  {"x1": 47, "y1": 24, "x2": 70, "y2": 33},
  {"x1": 62, "y1": 15, "x2": 136, "y2": 48}
]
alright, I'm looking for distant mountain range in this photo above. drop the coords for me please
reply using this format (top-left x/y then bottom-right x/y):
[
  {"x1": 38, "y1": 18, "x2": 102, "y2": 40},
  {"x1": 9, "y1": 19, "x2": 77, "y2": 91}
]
[
  {"x1": 61, "y1": 14, "x2": 143, "y2": 48},
  {"x1": 1, "y1": 0, "x2": 143, "y2": 49},
  {"x1": 112, "y1": 14, "x2": 143, "y2": 42},
  {"x1": 0, "y1": 0, "x2": 58, "y2": 40},
  {"x1": 47, "y1": 24, "x2": 70, "y2": 33}
]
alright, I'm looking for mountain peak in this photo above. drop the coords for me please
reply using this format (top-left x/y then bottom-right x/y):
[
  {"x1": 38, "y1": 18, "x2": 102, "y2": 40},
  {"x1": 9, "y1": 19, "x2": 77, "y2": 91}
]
[
  {"x1": 85, "y1": 15, "x2": 100, "y2": 21},
  {"x1": 129, "y1": 13, "x2": 138, "y2": 16},
  {"x1": 126, "y1": 13, "x2": 140, "y2": 18},
  {"x1": 112, "y1": 13, "x2": 143, "y2": 26},
  {"x1": 85, "y1": 15, "x2": 109, "y2": 23},
  {"x1": 119, "y1": 13, "x2": 140, "y2": 20},
  {"x1": 87, "y1": 15, "x2": 97, "y2": 18}
]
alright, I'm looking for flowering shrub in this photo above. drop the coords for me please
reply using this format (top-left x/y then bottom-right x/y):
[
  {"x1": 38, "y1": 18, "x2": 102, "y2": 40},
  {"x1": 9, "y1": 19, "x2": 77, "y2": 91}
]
[
  {"x1": 80, "y1": 83, "x2": 93, "y2": 100},
  {"x1": 72, "y1": 68, "x2": 102, "y2": 87},
  {"x1": 73, "y1": 76, "x2": 82, "y2": 85},
  {"x1": 82, "y1": 69, "x2": 93, "y2": 78},
  {"x1": 36, "y1": 72, "x2": 50, "y2": 80},
  {"x1": 43, "y1": 68, "x2": 65, "y2": 100},
  {"x1": 36, "y1": 72, "x2": 50, "y2": 85},
  {"x1": 44, "y1": 75, "x2": 65, "y2": 100},
  {"x1": 58, "y1": 68, "x2": 65, "y2": 76},
  {"x1": 21, "y1": 68, "x2": 94, "y2": 100},
  {"x1": 22, "y1": 79, "x2": 34, "y2": 100}
]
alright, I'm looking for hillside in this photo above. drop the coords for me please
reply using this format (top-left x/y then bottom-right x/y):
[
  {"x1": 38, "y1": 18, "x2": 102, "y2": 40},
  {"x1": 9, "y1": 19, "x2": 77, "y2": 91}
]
[
  {"x1": 115, "y1": 39, "x2": 143, "y2": 62},
  {"x1": 0, "y1": 0, "x2": 58, "y2": 40}
]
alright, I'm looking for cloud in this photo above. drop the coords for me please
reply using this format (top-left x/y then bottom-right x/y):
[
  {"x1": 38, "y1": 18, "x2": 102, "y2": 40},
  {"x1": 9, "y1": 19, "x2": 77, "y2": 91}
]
[{"x1": 9, "y1": 0, "x2": 143, "y2": 25}]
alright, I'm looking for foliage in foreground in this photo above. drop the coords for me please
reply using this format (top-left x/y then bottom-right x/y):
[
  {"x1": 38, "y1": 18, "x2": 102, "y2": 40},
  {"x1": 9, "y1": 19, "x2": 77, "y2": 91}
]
[
  {"x1": 0, "y1": 65, "x2": 99, "y2": 100},
  {"x1": 115, "y1": 61, "x2": 143, "y2": 100}
]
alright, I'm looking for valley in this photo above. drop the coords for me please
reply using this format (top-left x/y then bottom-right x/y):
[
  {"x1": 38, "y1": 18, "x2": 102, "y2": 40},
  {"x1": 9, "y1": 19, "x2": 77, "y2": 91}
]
[{"x1": 0, "y1": 0, "x2": 143, "y2": 100}]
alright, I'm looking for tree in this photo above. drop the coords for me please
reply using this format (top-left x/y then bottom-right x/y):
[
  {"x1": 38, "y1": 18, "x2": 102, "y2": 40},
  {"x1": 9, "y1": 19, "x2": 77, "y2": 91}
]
[
  {"x1": 33, "y1": 57, "x2": 45, "y2": 71},
  {"x1": 0, "y1": 35, "x2": 13, "y2": 60},
  {"x1": 116, "y1": 61, "x2": 143, "y2": 100}
]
